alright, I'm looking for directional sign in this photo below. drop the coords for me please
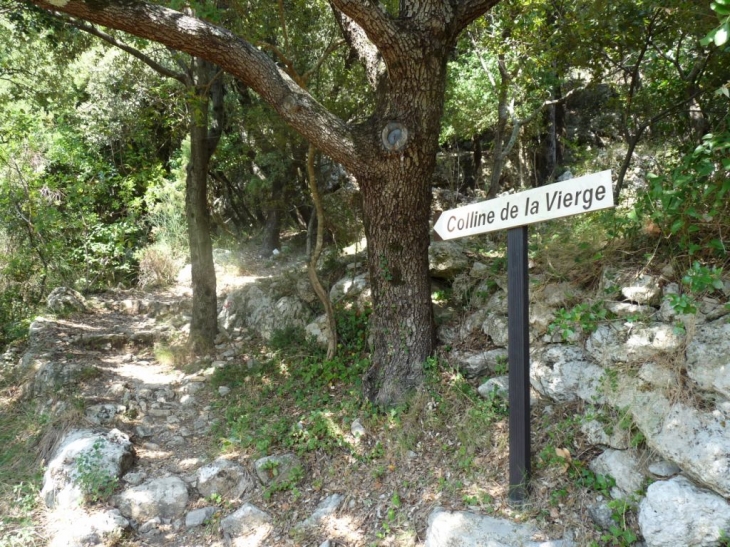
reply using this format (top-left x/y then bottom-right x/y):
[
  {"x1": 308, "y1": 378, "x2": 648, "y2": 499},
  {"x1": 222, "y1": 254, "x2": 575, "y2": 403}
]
[
  {"x1": 432, "y1": 170, "x2": 615, "y2": 505},
  {"x1": 433, "y1": 170, "x2": 613, "y2": 240}
]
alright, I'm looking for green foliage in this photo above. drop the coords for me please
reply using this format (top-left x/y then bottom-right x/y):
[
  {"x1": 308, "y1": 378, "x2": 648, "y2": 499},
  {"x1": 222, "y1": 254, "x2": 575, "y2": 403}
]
[
  {"x1": 216, "y1": 306, "x2": 371, "y2": 457},
  {"x1": 668, "y1": 262, "x2": 725, "y2": 316},
  {"x1": 549, "y1": 302, "x2": 609, "y2": 341},
  {"x1": 74, "y1": 439, "x2": 119, "y2": 504},
  {"x1": 632, "y1": 131, "x2": 730, "y2": 258},
  {"x1": 701, "y1": 0, "x2": 730, "y2": 47}
]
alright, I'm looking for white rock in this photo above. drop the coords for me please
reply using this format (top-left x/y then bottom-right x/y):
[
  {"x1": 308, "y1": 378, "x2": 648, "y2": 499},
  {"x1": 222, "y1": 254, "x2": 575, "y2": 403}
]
[
  {"x1": 329, "y1": 273, "x2": 368, "y2": 304},
  {"x1": 638, "y1": 362, "x2": 677, "y2": 389},
  {"x1": 84, "y1": 404, "x2": 126, "y2": 425},
  {"x1": 647, "y1": 460, "x2": 680, "y2": 478},
  {"x1": 609, "y1": 378, "x2": 730, "y2": 498},
  {"x1": 220, "y1": 503, "x2": 272, "y2": 546},
  {"x1": 305, "y1": 314, "x2": 330, "y2": 347},
  {"x1": 186, "y1": 506, "x2": 217, "y2": 528},
  {"x1": 116, "y1": 476, "x2": 189, "y2": 521},
  {"x1": 351, "y1": 419, "x2": 366, "y2": 439},
  {"x1": 41, "y1": 429, "x2": 135, "y2": 510},
  {"x1": 478, "y1": 375, "x2": 509, "y2": 399},
  {"x1": 218, "y1": 386, "x2": 231, "y2": 396},
  {"x1": 197, "y1": 458, "x2": 255, "y2": 500},
  {"x1": 621, "y1": 274, "x2": 661, "y2": 305},
  {"x1": 585, "y1": 323, "x2": 629, "y2": 365},
  {"x1": 639, "y1": 476, "x2": 730, "y2": 547},
  {"x1": 589, "y1": 449, "x2": 646, "y2": 498},
  {"x1": 429, "y1": 241, "x2": 469, "y2": 279},
  {"x1": 47, "y1": 287, "x2": 87, "y2": 313},
  {"x1": 254, "y1": 453, "x2": 303, "y2": 486},
  {"x1": 451, "y1": 348, "x2": 508, "y2": 379},
  {"x1": 296, "y1": 494, "x2": 344, "y2": 530},
  {"x1": 580, "y1": 419, "x2": 630, "y2": 450},
  {"x1": 685, "y1": 317, "x2": 730, "y2": 399},
  {"x1": 530, "y1": 345, "x2": 605, "y2": 403},
  {"x1": 424, "y1": 509, "x2": 572, "y2": 546},
  {"x1": 482, "y1": 314, "x2": 509, "y2": 347},
  {"x1": 47, "y1": 508, "x2": 129, "y2": 547}
]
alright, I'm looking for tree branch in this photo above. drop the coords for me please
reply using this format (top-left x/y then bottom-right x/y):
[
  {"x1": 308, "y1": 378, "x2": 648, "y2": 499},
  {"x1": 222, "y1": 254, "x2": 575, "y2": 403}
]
[
  {"x1": 64, "y1": 18, "x2": 188, "y2": 84},
  {"x1": 329, "y1": 0, "x2": 399, "y2": 51},
  {"x1": 455, "y1": 0, "x2": 503, "y2": 32},
  {"x1": 329, "y1": 2, "x2": 383, "y2": 88},
  {"x1": 26, "y1": 0, "x2": 362, "y2": 173}
]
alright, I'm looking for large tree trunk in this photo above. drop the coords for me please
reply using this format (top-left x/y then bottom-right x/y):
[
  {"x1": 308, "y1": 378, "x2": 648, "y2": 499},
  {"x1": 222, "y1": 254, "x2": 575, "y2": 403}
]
[
  {"x1": 186, "y1": 58, "x2": 219, "y2": 353},
  {"x1": 357, "y1": 52, "x2": 446, "y2": 406}
]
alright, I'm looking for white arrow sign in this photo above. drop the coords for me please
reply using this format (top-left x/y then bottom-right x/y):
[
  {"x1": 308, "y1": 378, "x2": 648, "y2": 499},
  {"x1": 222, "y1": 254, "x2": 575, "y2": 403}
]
[{"x1": 433, "y1": 170, "x2": 614, "y2": 240}]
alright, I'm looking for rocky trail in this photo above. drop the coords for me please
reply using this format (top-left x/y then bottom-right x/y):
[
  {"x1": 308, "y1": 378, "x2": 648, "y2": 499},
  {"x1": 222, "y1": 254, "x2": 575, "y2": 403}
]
[{"x1": 5, "y1": 239, "x2": 730, "y2": 547}]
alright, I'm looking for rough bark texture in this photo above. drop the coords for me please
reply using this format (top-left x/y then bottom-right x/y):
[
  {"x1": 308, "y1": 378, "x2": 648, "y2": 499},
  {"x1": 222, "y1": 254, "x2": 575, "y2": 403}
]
[
  {"x1": 186, "y1": 58, "x2": 219, "y2": 353},
  {"x1": 27, "y1": 0, "x2": 502, "y2": 406}
]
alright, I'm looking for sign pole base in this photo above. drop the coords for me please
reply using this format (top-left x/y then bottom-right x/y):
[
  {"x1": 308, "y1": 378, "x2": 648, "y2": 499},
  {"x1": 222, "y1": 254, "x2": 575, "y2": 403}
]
[{"x1": 507, "y1": 226, "x2": 531, "y2": 505}]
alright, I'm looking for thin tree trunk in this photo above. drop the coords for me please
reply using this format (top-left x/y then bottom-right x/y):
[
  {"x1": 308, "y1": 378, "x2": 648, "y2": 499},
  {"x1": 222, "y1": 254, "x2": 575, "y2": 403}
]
[
  {"x1": 306, "y1": 145, "x2": 337, "y2": 359},
  {"x1": 186, "y1": 58, "x2": 218, "y2": 353}
]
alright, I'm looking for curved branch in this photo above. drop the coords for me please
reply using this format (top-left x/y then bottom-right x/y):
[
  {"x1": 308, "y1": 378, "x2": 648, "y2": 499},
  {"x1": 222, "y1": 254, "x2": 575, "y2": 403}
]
[
  {"x1": 26, "y1": 0, "x2": 362, "y2": 173},
  {"x1": 64, "y1": 18, "x2": 188, "y2": 84},
  {"x1": 329, "y1": 0, "x2": 399, "y2": 52},
  {"x1": 455, "y1": 0, "x2": 503, "y2": 32}
]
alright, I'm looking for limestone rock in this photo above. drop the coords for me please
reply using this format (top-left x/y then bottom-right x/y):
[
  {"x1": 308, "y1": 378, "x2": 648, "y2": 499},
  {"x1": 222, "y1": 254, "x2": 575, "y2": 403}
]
[
  {"x1": 47, "y1": 287, "x2": 87, "y2": 313},
  {"x1": 589, "y1": 449, "x2": 646, "y2": 498},
  {"x1": 186, "y1": 506, "x2": 217, "y2": 528},
  {"x1": 608, "y1": 378, "x2": 730, "y2": 498},
  {"x1": 458, "y1": 308, "x2": 490, "y2": 340},
  {"x1": 482, "y1": 314, "x2": 509, "y2": 347},
  {"x1": 478, "y1": 375, "x2": 508, "y2": 400},
  {"x1": 296, "y1": 494, "x2": 344, "y2": 530},
  {"x1": 585, "y1": 323, "x2": 629, "y2": 365},
  {"x1": 220, "y1": 503, "x2": 272, "y2": 547},
  {"x1": 621, "y1": 274, "x2": 662, "y2": 305},
  {"x1": 85, "y1": 404, "x2": 126, "y2": 425},
  {"x1": 685, "y1": 317, "x2": 730, "y2": 399},
  {"x1": 486, "y1": 290, "x2": 508, "y2": 315},
  {"x1": 48, "y1": 508, "x2": 129, "y2": 547},
  {"x1": 116, "y1": 476, "x2": 189, "y2": 521},
  {"x1": 197, "y1": 458, "x2": 255, "y2": 501},
  {"x1": 305, "y1": 314, "x2": 330, "y2": 346},
  {"x1": 639, "y1": 476, "x2": 730, "y2": 547},
  {"x1": 451, "y1": 348, "x2": 508, "y2": 379},
  {"x1": 329, "y1": 273, "x2": 368, "y2": 304},
  {"x1": 580, "y1": 418, "x2": 630, "y2": 450},
  {"x1": 41, "y1": 429, "x2": 135, "y2": 510},
  {"x1": 429, "y1": 241, "x2": 469, "y2": 279},
  {"x1": 539, "y1": 282, "x2": 583, "y2": 308},
  {"x1": 647, "y1": 460, "x2": 680, "y2": 478},
  {"x1": 530, "y1": 345, "x2": 605, "y2": 403},
  {"x1": 424, "y1": 509, "x2": 572, "y2": 547},
  {"x1": 254, "y1": 453, "x2": 303, "y2": 486}
]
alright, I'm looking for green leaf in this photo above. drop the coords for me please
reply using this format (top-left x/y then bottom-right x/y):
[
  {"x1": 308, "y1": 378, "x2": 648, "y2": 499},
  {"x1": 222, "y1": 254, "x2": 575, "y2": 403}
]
[{"x1": 715, "y1": 23, "x2": 729, "y2": 46}]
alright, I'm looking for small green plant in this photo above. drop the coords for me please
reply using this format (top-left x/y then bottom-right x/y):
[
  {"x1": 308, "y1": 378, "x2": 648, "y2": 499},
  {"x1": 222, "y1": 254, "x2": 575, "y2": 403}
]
[
  {"x1": 378, "y1": 253, "x2": 393, "y2": 282},
  {"x1": 549, "y1": 302, "x2": 608, "y2": 341},
  {"x1": 74, "y1": 439, "x2": 118, "y2": 504},
  {"x1": 667, "y1": 293, "x2": 697, "y2": 315},
  {"x1": 262, "y1": 463, "x2": 305, "y2": 500},
  {"x1": 599, "y1": 498, "x2": 638, "y2": 546}
]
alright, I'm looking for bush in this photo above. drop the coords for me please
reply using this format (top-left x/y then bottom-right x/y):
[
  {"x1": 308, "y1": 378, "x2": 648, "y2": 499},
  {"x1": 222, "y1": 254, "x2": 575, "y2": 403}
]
[
  {"x1": 136, "y1": 244, "x2": 180, "y2": 288},
  {"x1": 632, "y1": 131, "x2": 730, "y2": 259}
]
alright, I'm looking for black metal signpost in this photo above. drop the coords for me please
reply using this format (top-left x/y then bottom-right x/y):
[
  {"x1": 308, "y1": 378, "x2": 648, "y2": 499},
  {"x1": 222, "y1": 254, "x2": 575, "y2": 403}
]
[{"x1": 433, "y1": 171, "x2": 614, "y2": 504}]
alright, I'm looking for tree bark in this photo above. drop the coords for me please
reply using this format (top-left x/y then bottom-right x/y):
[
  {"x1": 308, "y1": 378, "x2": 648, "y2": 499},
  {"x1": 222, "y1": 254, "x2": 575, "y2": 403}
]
[{"x1": 186, "y1": 58, "x2": 219, "y2": 353}]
